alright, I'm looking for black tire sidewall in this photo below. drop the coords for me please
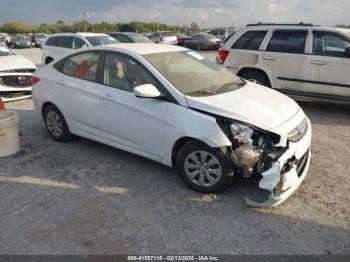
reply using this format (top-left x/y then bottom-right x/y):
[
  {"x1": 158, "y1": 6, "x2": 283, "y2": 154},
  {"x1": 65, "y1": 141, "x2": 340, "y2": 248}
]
[
  {"x1": 241, "y1": 71, "x2": 271, "y2": 87},
  {"x1": 44, "y1": 105, "x2": 72, "y2": 142},
  {"x1": 176, "y1": 141, "x2": 234, "y2": 193}
]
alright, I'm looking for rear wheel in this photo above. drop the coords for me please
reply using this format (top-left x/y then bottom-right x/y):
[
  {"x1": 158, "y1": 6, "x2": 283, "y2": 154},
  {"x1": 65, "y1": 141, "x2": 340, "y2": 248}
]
[
  {"x1": 44, "y1": 105, "x2": 72, "y2": 142},
  {"x1": 176, "y1": 141, "x2": 234, "y2": 193},
  {"x1": 45, "y1": 57, "x2": 53, "y2": 65},
  {"x1": 240, "y1": 71, "x2": 271, "y2": 87}
]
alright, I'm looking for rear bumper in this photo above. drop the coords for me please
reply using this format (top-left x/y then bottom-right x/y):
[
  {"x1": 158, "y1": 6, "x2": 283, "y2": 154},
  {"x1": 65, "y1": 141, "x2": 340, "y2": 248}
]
[{"x1": 245, "y1": 118, "x2": 312, "y2": 208}]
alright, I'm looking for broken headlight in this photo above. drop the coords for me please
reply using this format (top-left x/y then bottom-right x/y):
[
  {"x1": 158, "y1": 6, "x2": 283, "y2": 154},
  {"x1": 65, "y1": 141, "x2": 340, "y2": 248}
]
[{"x1": 288, "y1": 118, "x2": 308, "y2": 143}]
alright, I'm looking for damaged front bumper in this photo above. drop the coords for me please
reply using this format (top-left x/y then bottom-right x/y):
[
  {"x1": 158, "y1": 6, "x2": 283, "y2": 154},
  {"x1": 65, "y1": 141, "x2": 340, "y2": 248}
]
[
  {"x1": 0, "y1": 72, "x2": 33, "y2": 102},
  {"x1": 245, "y1": 118, "x2": 312, "y2": 208}
]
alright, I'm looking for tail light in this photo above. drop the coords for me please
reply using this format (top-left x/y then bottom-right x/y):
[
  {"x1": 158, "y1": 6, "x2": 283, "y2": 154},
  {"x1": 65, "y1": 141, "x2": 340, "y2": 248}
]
[
  {"x1": 31, "y1": 76, "x2": 40, "y2": 86},
  {"x1": 217, "y1": 49, "x2": 229, "y2": 64},
  {"x1": 160, "y1": 37, "x2": 163, "y2": 42}
]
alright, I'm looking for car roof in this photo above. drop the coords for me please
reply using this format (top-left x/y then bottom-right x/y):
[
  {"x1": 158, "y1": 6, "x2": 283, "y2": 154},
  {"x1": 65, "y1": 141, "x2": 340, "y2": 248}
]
[
  {"x1": 93, "y1": 43, "x2": 187, "y2": 55},
  {"x1": 48, "y1": 32, "x2": 109, "y2": 38}
]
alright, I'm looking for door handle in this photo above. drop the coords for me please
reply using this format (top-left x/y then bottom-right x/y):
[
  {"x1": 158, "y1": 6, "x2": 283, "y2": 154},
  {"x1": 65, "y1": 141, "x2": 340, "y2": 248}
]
[
  {"x1": 263, "y1": 56, "x2": 276, "y2": 61},
  {"x1": 311, "y1": 60, "x2": 326, "y2": 65},
  {"x1": 102, "y1": 94, "x2": 114, "y2": 101}
]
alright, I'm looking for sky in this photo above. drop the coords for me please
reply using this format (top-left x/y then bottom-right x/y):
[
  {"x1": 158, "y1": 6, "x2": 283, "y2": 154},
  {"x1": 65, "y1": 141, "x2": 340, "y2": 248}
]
[{"x1": 0, "y1": 0, "x2": 349, "y2": 28}]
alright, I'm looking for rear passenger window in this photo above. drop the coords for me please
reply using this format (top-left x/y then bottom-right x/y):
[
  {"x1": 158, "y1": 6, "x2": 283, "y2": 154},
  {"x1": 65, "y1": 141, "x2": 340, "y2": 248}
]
[
  {"x1": 115, "y1": 34, "x2": 131, "y2": 43},
  {"x1": 232, "y1": 31, "x2": 267, "y2": 50},
  {"x1": 267, "y1": 30, "x2": 307, "y2": 54},
  {"x1": 72, "y1": 37, "x2": 86, "y2": 49},
  {"x1": 57, "y1": 36, "x2": 73, "y2": 49},
  {"x1": 46, "y1": 37, "x2": 58, "y2": 46},
  {"x1": 62, "y1": 52, "x2": 100, "y2": 82}
]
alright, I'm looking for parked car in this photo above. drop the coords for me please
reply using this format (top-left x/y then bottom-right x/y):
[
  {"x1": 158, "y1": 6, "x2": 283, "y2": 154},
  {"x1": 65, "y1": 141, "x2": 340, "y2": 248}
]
[
  {"x1": 217, "y1": 23, "x2": 350, "y2": 102},
  {"x1": 0, "y1": 45, "x2": 36, "y2": 102},
  {"x1": 208, "y1": 28, "x2": 238, "y2": 41},
  {"x1": 184, "y1": 33, "x2": 221, "y2": 50},
  {"x1": 0, "y1": 33, "x2": 12, "y2": 46},
  {"x1": 32, "y1": 43, "x2": 311, "y2": 208},
  {"x1": 34, "y1": 33, "x2": 48, "y2": 48},
  {"x1": 107, "y1": 32, "x2": 152, "y2": 43},
  {"x1": 150, "y1": 31, "x2": 178, "y2": 45},
  {"x1": 42, "y1": 32, "x2": 118, "y2": 65},
  {"x1": 14, "y1": 35, "x2": 32, "y2": 48},
  {"x1": 176, "y1": 33, "x2": 190, "y2": 46}
]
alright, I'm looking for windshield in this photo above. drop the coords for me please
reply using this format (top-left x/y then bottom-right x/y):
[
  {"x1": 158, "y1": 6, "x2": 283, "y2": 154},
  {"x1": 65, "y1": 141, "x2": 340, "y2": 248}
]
[
  {"x1": 128, "y1": 34, "x2": 152, "y2": 43},
  {"x1": 143, "y1": 51, "x2": 245, "y2": 96},
  {"x1": 16, "y1": 37, "x2": 28, "y2": 41},
  {"x1": 86, "y1": 35, "x2": 118, "y2": 46},
  {"x1": 0, "y1": 46, "x2": 14, "y2": 56},
  {"x1": 36, "y1": 34, "x2": 47, "y2": 38}
]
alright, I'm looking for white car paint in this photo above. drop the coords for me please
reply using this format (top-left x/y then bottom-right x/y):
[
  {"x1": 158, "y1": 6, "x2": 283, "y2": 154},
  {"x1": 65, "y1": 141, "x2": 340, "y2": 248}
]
[
  {"x1": 0, "y1": 46, "x2": 37, "y2": 102},
  {"x1": 42, "y1": 32, "x2": 118, "y2": 65},
  {"x1": 32, "y1": 44, "x2": 312, "y2": 207},
  {"x1": 219, "y1": 25, "x2": 350, "y2": 102}
]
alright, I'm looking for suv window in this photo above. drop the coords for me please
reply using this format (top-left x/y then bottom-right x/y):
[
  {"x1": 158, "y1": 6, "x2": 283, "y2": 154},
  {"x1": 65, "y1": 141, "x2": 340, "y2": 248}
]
[
  {"x1": 232, "y1": 31, "x2": 267, "y2": 50},
  {"x1": 46, "y1": 36, "x2": 58, "y2": 46},
  {"x1": 103, "y1": 52, "x2": 159, "y2": 92},
  {"x1": 114, "y1": 34, "x2": 131, "y2": 43},
  {"x1": 267, "y1": 30, "x2": 307, "y2": 54},
  {"x1": 313, "y1": 31, "x2": 350, "y2": 57},
  {"x1": 210, "y1": 31, "x2": 218, "y2": 36},
  {"x1": 72, "y1": 37, "x2": 86, "y2": 49},
  {"x1": 219, "y1": 30, "x2": 226, "y2": 35},
  {"x1": 57, "y1": 36, "x2": 72, "y2": 49},
  {"x1": 62, "y1": 52, "x2": 100, "y2": 82}
]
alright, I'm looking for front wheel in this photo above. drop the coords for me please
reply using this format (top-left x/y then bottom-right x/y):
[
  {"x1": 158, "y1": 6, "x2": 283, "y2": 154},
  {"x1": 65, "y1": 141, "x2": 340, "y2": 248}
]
[
  {"x1": 176, "y1": 141, "x2": 234, "y2": 193},
  {"x1": 240, "y1": 71, "x2": 271, "y2": 87}
]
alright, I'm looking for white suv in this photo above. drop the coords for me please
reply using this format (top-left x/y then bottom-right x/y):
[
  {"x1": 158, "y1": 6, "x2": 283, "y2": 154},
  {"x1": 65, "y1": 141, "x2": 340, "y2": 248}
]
[
  {"x1": 217, "y1": 23, "x2": 350, "y2": 102},
  {"x1": 42, "y1": 33, "x2": 118, "y2": 65}
]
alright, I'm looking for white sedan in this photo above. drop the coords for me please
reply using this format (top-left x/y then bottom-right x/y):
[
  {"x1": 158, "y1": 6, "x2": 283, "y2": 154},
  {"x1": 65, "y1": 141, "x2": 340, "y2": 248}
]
[{"x1": 32, "y1": 44, "x2": 312, "y2": 208}]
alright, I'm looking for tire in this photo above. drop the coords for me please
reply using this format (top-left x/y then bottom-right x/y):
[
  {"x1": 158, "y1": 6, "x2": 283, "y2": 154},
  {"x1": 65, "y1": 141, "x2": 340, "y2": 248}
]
[
  {"x1": 44, "y1": 105, "x2": 72, "y2": 142},
  {"x1": 240, "y1": 71, "x2": 271, "y2": 87},
  {"x1": 45, "y1": 57, "x2": 53, "y2": 65},
  {"x1": 176, "y1": 141, "x2": 234, "y2": 193}
]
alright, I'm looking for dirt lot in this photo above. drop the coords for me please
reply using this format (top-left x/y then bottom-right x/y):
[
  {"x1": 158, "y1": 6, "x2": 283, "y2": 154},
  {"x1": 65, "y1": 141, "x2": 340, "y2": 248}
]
[{"x1": 0, "y1": 48, "x2": 349, "y2": 255}]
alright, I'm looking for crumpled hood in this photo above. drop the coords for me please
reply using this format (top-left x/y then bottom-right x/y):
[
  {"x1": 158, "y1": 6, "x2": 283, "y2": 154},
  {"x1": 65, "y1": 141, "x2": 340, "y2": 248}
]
[
  {"x1": 186, "y1": 82, "x2": 300, "y2": 131},
  {"x1": 0, "y1": 55, "x2": 36, "y2": 72}
]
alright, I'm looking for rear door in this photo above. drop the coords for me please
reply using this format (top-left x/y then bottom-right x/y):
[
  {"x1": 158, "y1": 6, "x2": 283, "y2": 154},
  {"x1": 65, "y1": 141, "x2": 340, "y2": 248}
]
[
  {"x1": 304, "y1": 30, "x2": 350, "y2": 100},
  {"x1": 53, "y1": 51, "x2": 102, "y2": 135},
  {"x1": 261, "y1": 30, "x2": 309, "y2": 93},
  {"x1": 56, "y1": 36, "x2": 74, "y2": 60}
]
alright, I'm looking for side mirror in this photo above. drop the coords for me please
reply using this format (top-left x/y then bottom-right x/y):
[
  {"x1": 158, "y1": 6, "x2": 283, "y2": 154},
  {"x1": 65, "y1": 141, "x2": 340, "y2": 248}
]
[
  {"x1": 82, "y1": 44, "x2": 88, "y2": 48},
  {"x1": 133, "y1": 84, "x2": 161, "y2": 99},
  {"x1": 345, "y1": 47, "x2": 350, "y2": 58}
]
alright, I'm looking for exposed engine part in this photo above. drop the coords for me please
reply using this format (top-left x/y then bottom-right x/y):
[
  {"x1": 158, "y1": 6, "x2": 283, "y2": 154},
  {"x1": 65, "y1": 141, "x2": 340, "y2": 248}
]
[
  {"x1": 230, "y1": 123, "x2": 254, "y2": 143},
  {"x1": 231, "y1": 143, "x2": 262, "y2": 178}
]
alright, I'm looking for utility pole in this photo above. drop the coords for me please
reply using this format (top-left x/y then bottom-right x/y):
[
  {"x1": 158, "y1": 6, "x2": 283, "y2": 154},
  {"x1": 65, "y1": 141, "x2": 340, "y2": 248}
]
[{"x1": 82, "y1": 11, "x2": 89, "y2": 32}]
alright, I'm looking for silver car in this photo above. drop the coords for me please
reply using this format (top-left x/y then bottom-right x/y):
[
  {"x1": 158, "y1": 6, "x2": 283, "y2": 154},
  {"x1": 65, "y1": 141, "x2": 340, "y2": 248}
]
[{"x1": 150, "y1": 31, "x2": 178, "y2": 45}]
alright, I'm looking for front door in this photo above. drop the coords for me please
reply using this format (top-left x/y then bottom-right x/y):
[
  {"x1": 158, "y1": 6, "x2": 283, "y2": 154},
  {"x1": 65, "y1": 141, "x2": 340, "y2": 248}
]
[
  {"x1": 96, "y1": 52, "x2": 168, "y2": 160},
  {"x1": 305, "y1": 30, "x2": 350, "y2": 100}
]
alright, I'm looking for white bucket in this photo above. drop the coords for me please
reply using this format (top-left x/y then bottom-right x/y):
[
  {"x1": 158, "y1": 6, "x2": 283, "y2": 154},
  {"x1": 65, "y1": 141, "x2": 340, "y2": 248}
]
[{"x1": 0, "y1": 111, "x2": 20, "y2": 157}]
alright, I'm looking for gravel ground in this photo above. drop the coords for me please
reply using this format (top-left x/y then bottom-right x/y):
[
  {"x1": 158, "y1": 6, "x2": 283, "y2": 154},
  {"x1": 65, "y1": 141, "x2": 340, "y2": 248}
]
[{"x1": 0, "y1": 48, "x2": 349, "y2": 255}]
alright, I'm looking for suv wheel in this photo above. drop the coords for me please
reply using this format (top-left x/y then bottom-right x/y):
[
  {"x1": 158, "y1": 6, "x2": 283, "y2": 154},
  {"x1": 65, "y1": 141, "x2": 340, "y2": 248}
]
[
  {"x1": 176, "y1": 141, "x2": 234, "y2": 193},
  {"x1": 44, "y1": 105, "x2": 72, "y2": 142},
  {"x1": 240, "y1": 71, "x2": 271, "y2": 87}
]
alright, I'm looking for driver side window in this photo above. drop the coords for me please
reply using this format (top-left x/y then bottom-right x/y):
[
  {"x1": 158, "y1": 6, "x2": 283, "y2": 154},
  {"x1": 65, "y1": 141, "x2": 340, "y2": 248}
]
[
  {"x1": 103, "y1": 53, "x2": 159, "y2": 92},
  {"x1": 313, "y1": 32, "x2": 350, "y2": 57}
]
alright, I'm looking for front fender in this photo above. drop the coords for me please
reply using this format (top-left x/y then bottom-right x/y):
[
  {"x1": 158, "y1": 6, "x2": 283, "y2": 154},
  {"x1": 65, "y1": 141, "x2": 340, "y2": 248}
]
[{"x1": 162, "y1": 103, "x2": 231, "y2": 167}]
